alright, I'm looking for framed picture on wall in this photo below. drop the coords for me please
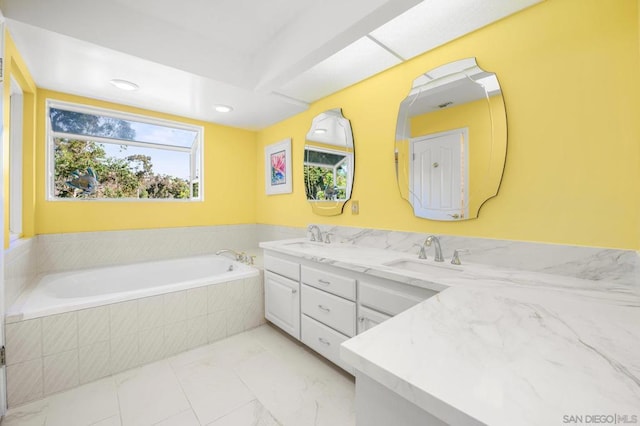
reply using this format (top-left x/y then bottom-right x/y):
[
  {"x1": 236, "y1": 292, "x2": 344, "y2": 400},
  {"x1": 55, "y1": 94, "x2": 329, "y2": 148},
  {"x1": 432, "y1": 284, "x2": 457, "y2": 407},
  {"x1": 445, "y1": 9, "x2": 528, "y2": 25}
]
[{"x1": 265, "y1": 138, "x2": 292, "y2": 195}]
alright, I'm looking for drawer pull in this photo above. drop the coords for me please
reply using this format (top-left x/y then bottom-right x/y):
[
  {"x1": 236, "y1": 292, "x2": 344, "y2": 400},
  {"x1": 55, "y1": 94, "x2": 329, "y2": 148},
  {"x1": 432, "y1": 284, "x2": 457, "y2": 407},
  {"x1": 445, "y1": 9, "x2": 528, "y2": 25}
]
[
  {"x1": 317, "y1": 304, "x2": 331, "y2": 313},
  {"x1": 318, "y1": 337, "x2": 331, "y2": 346},
  {"x1": 317, "y1": 279, "x2": 331, "y2": 286}
]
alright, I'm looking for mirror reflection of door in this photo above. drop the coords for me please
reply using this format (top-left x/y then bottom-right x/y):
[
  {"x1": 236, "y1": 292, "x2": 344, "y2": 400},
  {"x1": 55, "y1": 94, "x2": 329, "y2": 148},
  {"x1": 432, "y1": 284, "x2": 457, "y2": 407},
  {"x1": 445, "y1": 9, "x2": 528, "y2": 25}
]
[
  {"x1": 395, "y1": 58, "x2": 507, "y2": 221},
  {"x1": 410, "y1": 128, "x2": 468, "y2": 220}
]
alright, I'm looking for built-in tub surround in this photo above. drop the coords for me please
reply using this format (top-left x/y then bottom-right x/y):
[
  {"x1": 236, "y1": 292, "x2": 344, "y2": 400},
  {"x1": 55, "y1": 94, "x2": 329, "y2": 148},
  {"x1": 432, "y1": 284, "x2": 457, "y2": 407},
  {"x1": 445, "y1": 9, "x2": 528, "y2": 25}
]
[
  {"x1": 5, "y1": 255, "x2": 264, "y2": 407},
  {"x1": 4, "y1": 238, "x2": 39, "y2": 310},
  {"x1": 260, "y1": 237, "x2": 640, "y2": 425}
]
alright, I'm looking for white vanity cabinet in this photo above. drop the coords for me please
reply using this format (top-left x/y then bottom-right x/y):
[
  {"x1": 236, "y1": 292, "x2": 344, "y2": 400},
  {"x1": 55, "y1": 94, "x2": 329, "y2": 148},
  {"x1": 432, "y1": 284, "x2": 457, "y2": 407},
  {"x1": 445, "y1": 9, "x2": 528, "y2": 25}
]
[
  {"x1": 264, "y1": 254, "x2": 301, "y2": 339},
  {"x1": 262, "y1": 248, "x2": 438, "y2": 374},
  {"x1": 300, "y1": 265, "x2": 356, "y2": 374}
]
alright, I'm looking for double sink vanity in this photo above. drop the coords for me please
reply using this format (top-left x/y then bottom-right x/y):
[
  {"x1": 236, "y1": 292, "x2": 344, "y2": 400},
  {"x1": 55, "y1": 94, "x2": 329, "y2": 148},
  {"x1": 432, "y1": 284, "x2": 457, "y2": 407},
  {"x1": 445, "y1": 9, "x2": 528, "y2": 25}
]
[
  {"x1": 260, "y1": 232, "x2": 640, "y2": 426},
  {"x1": 280, "y1": 55, "x2": 639, "y2": 425}
]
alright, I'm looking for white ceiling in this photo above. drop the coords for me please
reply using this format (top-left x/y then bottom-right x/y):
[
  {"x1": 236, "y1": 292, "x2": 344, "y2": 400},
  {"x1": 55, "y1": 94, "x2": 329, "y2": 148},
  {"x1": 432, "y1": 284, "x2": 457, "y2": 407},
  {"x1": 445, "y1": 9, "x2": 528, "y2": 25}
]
[{"x1": 0, "y1": 0, "x2": 542, "y2": 130}]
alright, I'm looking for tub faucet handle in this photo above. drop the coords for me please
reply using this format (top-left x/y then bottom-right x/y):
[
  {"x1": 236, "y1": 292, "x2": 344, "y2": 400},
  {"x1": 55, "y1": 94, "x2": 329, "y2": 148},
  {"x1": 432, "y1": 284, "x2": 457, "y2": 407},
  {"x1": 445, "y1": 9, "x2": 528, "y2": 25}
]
[
  {"x1": 236, "y1": 251, "x2": 248, "y2": 262},
  {"x1": 324, "y1": 233, "x2": 333, "y2": 244}
]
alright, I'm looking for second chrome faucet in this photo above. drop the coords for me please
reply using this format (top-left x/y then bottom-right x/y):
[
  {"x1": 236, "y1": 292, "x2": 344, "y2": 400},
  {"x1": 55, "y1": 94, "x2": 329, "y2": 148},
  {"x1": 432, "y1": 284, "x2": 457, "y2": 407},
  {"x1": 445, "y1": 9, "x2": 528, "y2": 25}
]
[{"x1": 418, "y1": 235, "x2": 444, "y2": 262}]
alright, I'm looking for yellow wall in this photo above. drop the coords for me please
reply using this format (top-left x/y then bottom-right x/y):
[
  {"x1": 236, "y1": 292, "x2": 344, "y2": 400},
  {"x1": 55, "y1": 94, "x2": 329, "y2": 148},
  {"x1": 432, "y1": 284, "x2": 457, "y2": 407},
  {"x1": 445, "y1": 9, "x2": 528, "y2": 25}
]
[
  {"x1": 5, "y1": 0, "x2": 640, "y2": 249},
  {"x1": 3, "y1": 31, "x2": 37, "y2": 247},
  {"x1": 256, "y1": 0, "x2": 640, "y2": 250},
  {"x1": 34, "y1": 90, "x2": 257, "y2": 234}
]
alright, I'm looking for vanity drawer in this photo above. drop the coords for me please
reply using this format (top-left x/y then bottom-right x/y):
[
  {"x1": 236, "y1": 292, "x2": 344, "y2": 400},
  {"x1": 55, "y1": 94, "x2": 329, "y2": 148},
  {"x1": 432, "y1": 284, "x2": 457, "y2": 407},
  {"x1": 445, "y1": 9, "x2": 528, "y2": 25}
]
[
  {"x1": 301, "y1": 265, "x2": 356, "y2": 300},
  {"x1": 301, "y1": 284, "x2": 356, "y2": 337},
  {"x1": 301, "y1": 314, "x2": 354, "y2": 374},
  {"x1": 359, "y1": 279, "x2": 436, "y2": 316},
  {"x1": 264, "y1": 254, "x2": 300, "y2": 281}
]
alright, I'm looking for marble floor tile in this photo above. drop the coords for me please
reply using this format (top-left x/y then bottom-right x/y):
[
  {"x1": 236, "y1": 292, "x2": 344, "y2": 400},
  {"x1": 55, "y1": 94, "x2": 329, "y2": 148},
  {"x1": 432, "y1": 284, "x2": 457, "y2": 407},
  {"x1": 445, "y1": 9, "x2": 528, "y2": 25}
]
[
  {"x1": 45, "y1": 377, "x2": 119, "y2": 426},
  {"x1": 206, "y1": 400, "x2": 279, "y2": 426},
  {"x1": 235, "y1": 349, "x2": 355, "y2": 426},
  {"x1": 115, "y1": 360, "x2": 191, "y2": 426},
  {"x1": 1, "y1": 398, "x2": 48, "y2": 426},
  {"x1": 169, "y1": 328, "x2": 266, "y2": 371},
  {"x1": 174, "y1": 361, "x2": 254, "y2": 424},
  {"x1": 90, "y1": 416, "x2": 122, "y2": 426},
  {"x1": 3, "y1": 324, "x2": 355, "y2": 426},
  {"x1": 153, "y1": 409, "x2": 200, "y2": 426}
]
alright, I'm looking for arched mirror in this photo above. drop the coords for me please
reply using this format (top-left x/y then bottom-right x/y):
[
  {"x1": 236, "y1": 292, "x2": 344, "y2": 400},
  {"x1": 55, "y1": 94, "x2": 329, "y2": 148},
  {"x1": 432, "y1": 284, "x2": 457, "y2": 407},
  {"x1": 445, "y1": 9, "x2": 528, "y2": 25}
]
[
  {"x1": 395, "y1": 58, "x2": 506, "y2": 220},
  {"x1": 304, "y1": 108, "x2": 355, "y2": 216}
]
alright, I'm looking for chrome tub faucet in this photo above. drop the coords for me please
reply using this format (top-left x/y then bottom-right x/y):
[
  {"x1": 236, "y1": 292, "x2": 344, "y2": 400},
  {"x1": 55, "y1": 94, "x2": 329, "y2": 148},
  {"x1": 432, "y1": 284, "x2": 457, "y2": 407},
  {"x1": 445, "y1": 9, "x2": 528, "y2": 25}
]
[{"x1": 216, "y1": 249, "x2": 247, "y2": 263}]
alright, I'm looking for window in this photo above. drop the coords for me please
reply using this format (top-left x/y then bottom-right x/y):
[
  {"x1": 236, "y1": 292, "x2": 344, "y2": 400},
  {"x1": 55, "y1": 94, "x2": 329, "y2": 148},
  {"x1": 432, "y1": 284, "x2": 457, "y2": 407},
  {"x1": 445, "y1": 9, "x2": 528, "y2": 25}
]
[
  {"x1": 46, "y1": 100, "x2": 203, "y2": 201},
  {"x1": 303, "y1": 147, "x2": 351, "y2": 201}
]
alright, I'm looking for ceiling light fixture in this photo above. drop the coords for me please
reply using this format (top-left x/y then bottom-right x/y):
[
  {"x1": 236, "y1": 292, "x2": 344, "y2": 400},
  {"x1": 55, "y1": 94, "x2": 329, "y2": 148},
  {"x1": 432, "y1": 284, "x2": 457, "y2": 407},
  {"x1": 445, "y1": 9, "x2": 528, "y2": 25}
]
[
  {"x1": 109, "y1": 79, "x2": 139, "y2": 91},
  {"x1": 214, "y1": 105, "x2": 233, "y2": 113}
]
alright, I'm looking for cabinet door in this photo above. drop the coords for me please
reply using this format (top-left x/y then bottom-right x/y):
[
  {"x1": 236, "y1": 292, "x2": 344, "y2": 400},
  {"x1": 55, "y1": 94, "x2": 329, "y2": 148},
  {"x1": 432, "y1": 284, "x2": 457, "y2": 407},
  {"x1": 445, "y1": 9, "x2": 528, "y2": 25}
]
[
  {"x1": 357, "y1": 306, "x2": 392, "y2": 334},
  {"x1": 264, "y1": 271, "x2": 300, "y2": 339}
]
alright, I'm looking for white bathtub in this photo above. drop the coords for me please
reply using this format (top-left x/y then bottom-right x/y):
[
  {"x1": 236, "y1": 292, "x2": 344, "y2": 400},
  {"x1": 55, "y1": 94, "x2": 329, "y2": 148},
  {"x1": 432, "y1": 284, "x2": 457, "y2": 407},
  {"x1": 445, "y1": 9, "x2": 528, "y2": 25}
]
[
  {"x1": 5, "y1": 254, "x2": 265, "y2": 405},
  {"x1": 8, "y1": 254, "x2": 258, "y2": 322}
]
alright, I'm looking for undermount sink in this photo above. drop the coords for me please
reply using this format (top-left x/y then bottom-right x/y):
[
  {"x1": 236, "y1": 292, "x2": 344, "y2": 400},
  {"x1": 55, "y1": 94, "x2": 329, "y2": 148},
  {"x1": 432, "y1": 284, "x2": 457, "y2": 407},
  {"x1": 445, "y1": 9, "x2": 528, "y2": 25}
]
[
  {"x1": 283, "y1": 241, "x2": 327, "y2": 249},
  {"x1": 384, "y1": 258, "x2": 463, "y2": 274}
]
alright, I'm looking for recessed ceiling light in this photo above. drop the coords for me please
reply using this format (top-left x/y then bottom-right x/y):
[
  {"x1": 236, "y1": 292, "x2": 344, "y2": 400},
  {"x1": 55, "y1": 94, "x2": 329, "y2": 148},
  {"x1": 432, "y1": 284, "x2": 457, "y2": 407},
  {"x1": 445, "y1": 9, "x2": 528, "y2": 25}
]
[
  {"x1": 110, "y1": 79, "x2": 139, "y2": 91},
  {"x1": 214, "y1": 105, "x2": 233, "y2": 113}
]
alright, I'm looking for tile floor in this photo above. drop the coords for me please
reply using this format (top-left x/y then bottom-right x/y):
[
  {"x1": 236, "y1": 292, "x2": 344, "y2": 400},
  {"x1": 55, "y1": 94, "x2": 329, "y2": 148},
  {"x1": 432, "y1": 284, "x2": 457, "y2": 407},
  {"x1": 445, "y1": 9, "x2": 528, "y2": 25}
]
[{"x1": 2, "y1": 324, "x2": 356, "y2": 426}]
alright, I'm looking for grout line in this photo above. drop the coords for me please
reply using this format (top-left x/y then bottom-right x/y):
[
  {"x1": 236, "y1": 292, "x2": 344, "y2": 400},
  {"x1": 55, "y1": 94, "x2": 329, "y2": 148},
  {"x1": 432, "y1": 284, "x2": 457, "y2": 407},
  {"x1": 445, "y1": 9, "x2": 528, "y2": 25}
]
[{"x1": 167, "y1": 354, "x2": 202, "y2": 425}]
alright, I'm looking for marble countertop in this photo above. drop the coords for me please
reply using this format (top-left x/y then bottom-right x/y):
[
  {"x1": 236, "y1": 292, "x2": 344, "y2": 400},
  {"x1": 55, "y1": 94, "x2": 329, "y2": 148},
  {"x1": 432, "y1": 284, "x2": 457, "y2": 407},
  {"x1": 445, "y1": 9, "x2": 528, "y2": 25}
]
[{"x1": 259, "y1": 238, "x2": 640, "y2": 426}]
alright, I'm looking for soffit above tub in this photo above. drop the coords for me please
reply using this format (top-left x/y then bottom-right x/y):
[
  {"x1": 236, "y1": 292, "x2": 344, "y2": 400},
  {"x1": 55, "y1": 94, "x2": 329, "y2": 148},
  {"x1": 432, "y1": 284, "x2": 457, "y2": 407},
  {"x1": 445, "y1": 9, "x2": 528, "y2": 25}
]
[{"x1": 0, "y1": 0, "x2": 542, "y2": 129}]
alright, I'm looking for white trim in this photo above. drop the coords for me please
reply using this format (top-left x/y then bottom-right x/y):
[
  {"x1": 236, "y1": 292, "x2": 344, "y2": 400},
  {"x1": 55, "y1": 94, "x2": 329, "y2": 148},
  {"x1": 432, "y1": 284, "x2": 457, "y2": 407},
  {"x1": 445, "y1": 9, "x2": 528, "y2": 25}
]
[
  {"x1": 9, "y1": 78, "x2": 23, "y2": 238},
  {"x1": 50, "y1": 131, "x2": 192, "y2": 153},
  {"x1": 0, "y1": 11, "x2": 8, "y2": 417},
  {"x1": 47, "y1": 99, "x2": 202, "y2": 134},
  {"x1": 45, "y1": 99, "x2": 204, "y2": 201}
]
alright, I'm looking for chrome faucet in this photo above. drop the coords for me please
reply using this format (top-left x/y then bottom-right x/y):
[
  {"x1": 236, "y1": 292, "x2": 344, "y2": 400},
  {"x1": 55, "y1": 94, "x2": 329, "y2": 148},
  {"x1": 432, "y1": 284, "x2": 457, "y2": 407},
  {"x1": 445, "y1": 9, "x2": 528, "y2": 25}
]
[
  {"x1": 216, "y1": 249, "x2": 246, "y2": 262},
  {"x1": 307, "y1": 225, "x2": 322, "y2": 242},
  {"x1": 423, "y1": 235, "x2": 444, "y2": 262}
]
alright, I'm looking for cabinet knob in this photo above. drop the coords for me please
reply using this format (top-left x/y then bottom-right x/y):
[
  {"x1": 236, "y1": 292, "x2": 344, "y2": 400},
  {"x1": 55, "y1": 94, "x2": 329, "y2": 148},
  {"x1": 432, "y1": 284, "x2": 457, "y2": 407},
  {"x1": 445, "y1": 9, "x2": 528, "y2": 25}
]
[
  {"x1": 291, "y1": 288, "x2": 298, "y2": 294},
  {"x1": 358, "y1": 317, "x2": 365, "y2": 322}
]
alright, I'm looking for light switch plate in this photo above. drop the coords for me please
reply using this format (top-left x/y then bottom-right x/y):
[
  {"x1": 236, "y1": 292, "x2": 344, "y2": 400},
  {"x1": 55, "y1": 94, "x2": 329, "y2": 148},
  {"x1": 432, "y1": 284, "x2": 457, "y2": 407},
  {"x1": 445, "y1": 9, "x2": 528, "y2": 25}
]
[{"x1": 351, "y1": 200, "x2": 359, "y2": 215}]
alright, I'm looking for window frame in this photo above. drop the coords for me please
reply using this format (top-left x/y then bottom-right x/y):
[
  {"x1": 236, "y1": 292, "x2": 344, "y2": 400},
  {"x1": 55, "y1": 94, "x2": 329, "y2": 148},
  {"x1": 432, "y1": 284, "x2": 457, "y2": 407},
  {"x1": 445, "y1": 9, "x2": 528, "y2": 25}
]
[{"x1": 45, "y1": 99, "x2": 205, "y2": 202}]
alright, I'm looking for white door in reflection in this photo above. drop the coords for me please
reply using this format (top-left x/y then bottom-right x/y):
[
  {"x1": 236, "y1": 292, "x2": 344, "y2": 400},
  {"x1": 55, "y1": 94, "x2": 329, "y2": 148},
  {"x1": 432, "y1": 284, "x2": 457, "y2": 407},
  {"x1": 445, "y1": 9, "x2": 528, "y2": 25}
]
[{"x1": 410, "y1": 128, "x2": 468, "y2": 220}]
